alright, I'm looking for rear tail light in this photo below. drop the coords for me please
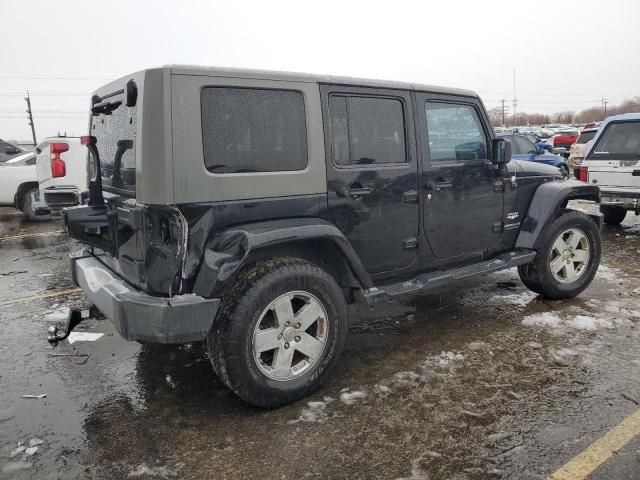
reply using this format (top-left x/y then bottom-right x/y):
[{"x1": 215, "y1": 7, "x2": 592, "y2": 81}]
[
  {"x1": 578, "y1": 166, "x2": 589, "y2": 182},
  {"x1": 50, "y1": 143, "x2": 69, "y2": 178}
]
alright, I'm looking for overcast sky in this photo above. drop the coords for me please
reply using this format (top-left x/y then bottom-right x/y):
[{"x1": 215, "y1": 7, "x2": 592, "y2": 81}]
[{"x1": 1, "y1": 0, "x2": 639, "y2": 141}]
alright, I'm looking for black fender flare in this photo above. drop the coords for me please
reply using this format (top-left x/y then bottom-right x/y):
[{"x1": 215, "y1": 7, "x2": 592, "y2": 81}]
[
  {"x1": 515, "y1": 179, "x2": 601, "y2": 250},
  {"x1": 191, "y1": 217, "x2": 373, "y2": 299}
]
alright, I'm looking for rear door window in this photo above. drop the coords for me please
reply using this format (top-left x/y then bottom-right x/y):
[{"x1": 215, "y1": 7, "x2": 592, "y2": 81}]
[
  {"x1": 590, "y1": 121, "x2": 640, "y2": 160},
  {"x1": 328, "y1": 95, "x2": 407, "y2": 166},
  {"x1": 201, "y1": 88, "x2": 307, "y2": 174}
]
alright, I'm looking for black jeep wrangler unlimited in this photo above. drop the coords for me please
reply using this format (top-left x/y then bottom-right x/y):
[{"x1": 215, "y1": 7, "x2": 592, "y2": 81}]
[{"x1": 63, "y1": 66, "x2": 602, "y2": 408}]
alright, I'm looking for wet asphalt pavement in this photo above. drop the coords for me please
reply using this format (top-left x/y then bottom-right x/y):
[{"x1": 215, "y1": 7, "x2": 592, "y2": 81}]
[{"x1": 1, "y1": 202, "x2": 639, "y2": 480}]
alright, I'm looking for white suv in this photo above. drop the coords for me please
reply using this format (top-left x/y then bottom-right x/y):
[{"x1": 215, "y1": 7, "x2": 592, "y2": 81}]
[
  {"x1": 578, "y1": 113, "x2": 640, "y2": 225},
  {"x1": 569, "y1": 128, "x2": 598, "y2": 170}
]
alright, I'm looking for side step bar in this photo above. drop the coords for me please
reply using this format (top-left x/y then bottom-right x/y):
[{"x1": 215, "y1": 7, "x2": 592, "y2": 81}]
[{"x1": 364, "y1": 249, "x2": 536, "y2": 303}]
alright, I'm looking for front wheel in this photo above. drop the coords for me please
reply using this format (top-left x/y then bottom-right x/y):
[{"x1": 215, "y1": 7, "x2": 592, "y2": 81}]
[
  {"x1": 207, "y1": 257, "x2": 348, "y2": 408},
  {"x1": 600, "y1": 205, "x2": 627, "y2": 226},
  {"x1": 518, "y1": 210, "x2": 601, "y2": 299}
]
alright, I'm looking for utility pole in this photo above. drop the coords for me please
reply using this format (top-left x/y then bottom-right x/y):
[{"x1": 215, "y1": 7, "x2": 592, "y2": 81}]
[
  {"x1": 501, "y1": 99, "x2": 506, "y2": 127},
  {"x1": 512, "y1": 69, "x2": 518, "y2": 127},
  {"x1": 24, "y1": 91, "x2": 37, "y2": 146}
]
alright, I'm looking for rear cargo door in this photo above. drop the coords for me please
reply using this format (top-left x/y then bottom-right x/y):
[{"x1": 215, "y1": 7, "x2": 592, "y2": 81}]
[{"x1": 586, "y1": 120, "x2": 640, "y2": 192}]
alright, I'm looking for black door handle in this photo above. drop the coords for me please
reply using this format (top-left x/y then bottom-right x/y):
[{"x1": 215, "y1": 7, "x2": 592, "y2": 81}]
[
  {"x1": 345, "y1": 186, "x2": 373, "y2": 198},
  {"x1": 430, "y1": 179, "x2": 453, "y2": 191}
]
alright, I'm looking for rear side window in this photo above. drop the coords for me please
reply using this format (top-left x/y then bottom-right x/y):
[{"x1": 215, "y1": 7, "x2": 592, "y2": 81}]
[
  {"x1": 201, "y1": 88, "x2": 307, "y2": 174},
  {"x1": 576, "y1": 130, "x2": 597, "y2": 144},
  {"x1": 328, "y1": 95, "x2": 407, "y2": 166},
  {"x1": 590, "y1": 121, "x2": 640, "y2": 160},
  {"x1": 424, "y1": 103, "x2": 487, "y2": 161}
]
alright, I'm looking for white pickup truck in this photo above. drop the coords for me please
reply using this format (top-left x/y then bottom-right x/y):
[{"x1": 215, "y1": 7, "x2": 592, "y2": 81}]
[
  {"x1": 35, "y1": 137, "x2": 87, "y2": 212},
  {"x1": 578, "y1": 113, "x2": 640, "y2": 226},
  {"x1": 0, "y1": 152, "x2": 43, "y2": 219}
]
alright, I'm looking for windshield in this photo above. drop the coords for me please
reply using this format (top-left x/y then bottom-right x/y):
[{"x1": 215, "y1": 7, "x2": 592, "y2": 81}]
[{"x1": 589, "y1": 121, "x2": 640, "y2": 160}]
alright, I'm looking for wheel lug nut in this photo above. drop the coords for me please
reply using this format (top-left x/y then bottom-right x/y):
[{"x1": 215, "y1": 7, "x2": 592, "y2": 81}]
[
  {"x1": 278, "y1": 334, "x2": 282, "y2": 340},
  {"x1": 285, "y1": 321, "x2": 290, "y2": 326},
  {"x1": 294, "y1": 336, "x2": 301, "y2": 342},
  {"x1": 284, "y1": 342, "x2": 290, "y2": 349},
  {"x1": 295, "y1": 323, "x2": 301, "y2": 329}
]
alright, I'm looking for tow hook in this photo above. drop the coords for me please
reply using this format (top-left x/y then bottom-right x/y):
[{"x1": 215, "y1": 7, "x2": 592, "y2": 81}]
[{"x1": 47, "y1": 306, "x2": 100, "y2": 343}]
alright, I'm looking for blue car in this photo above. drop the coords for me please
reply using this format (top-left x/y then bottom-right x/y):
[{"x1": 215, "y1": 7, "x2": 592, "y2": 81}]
[{"x1": 497, "y1": 132, "x2": 569, "y2": 176}]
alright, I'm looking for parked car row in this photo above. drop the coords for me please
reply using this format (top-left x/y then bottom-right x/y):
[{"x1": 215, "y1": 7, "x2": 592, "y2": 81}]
[
  {"x1": 496, "y1": 132, "x2": 569, "y2": 176},
  {"x1": 0, "y1": 136, "x2": 86, "y2": 220}
]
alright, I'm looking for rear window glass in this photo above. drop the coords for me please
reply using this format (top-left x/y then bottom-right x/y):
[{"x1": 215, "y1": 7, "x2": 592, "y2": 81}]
[
  {"x1": 576, "y1": 130, "x2": 597, "y2": 143},
  {"x1": 590, "y1": 121, "x2": 640, "y2": 160},
  {"x1": 201, "y1": 88, "x2": 307, "y2": 174},
  {"x1": 91, "y1": 90, "x2": 137, "y2": 195}
]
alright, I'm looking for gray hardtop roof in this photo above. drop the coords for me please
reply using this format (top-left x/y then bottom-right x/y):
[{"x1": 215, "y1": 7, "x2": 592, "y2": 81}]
[{"x1": 162, "y1": 64, "x2": 479, "y2": 98}]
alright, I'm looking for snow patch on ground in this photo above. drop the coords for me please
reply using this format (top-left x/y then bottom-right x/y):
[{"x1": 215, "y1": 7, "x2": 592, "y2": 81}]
[
  {"x1": 387, "y1": 371, "x2": 427, "y2": 390},
  {"x1": 424, "y1": 351, "x2": 465, "y2": 368},
  {"x1": 288, "y1": 397, "x2": 334, "y2": 424},
  {"x1": 468, "y1": 341, "x2": 491, "y2": 352},
  {"x1": 490, "y1": 291, "x2": 537, "y2": 307},
  {"x1": 128, "y1": 464, "x2": 179, "y2": 478},
  {"x1": 596, "y1": 265, "x2": 621, "y2": 281},
  {"x1": 566, "y1": 315, "x2": 612, "y2": 331},
  {"x1": 522, "y1": 312, "x2": 563, "y2": 328},
  {"x1": 522, "y1": 311, "x2": 615, "y2": 334},
  {"x1": 339, "y1": 389, "x2": 367, "y2": 405}
]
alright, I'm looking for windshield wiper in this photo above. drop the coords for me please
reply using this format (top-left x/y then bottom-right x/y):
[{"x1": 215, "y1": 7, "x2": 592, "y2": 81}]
[{"x1": 91, "y1": 100, "x2": 122, "y2": 116}]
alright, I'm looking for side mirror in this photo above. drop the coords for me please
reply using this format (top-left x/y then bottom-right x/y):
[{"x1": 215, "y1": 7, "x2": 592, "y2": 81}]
[{"x1": 492, "y1": 138, "x2": 511, "y2": 165}]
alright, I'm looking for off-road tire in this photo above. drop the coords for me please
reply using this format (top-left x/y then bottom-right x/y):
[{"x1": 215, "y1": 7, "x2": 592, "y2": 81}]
[
  {"x1": 20, "y1": 188, "x2": 50, "y2": 222},
  {"x1": 518, "y1": 210, "x2": 601, "y2": 300},
  {"x1": 207, "y1": 257, "x2": 348, "y2": 408},
  {"x1": 600, "y1": 205, "x2": 627, "y2": 226}
]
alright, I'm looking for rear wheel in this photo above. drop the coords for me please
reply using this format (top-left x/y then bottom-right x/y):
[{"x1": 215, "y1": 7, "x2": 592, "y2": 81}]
[
  {"x1": 20, "y1": 188, "x2": 50, "y2": 222},
  {"x1": 207, "y1": 257, "x2": 348, "y2": 408},
  {"x1": 559, "y1": 164, "x2": 569, "y2": 177},
  {"x1": 518, "y1": 210, "x2": 600, "y2": 299},
  {"x1": 600, "y1": 205, "x2": 627, "y2": 226}
]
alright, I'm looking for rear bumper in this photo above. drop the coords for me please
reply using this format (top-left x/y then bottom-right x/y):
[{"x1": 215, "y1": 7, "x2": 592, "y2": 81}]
[
  {"x1": 42, "y1": 187, "x2": 81, "y2": 209},
  {"x1": 70, "y1": 251, "x2": 219, "y2": 344},
  {"x1": 600, "y1": 190, "x2": 640, "y2": 209}
]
